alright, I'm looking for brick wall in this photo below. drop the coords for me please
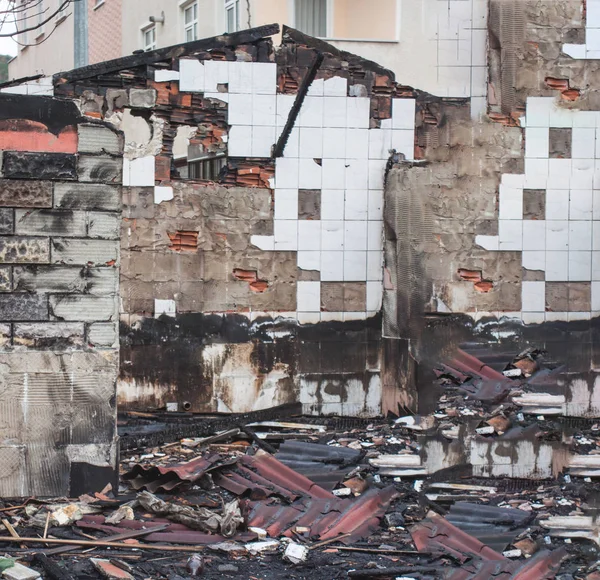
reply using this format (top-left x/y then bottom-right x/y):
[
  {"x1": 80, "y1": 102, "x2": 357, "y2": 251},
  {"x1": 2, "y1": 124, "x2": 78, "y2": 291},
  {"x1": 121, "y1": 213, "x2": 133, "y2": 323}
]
[
  {"x1": 88, "y1": 0, "x2": 123, "y2": 65},
  {"x1": 0, "y1": 94, "x2": 122, "y2": 497}
]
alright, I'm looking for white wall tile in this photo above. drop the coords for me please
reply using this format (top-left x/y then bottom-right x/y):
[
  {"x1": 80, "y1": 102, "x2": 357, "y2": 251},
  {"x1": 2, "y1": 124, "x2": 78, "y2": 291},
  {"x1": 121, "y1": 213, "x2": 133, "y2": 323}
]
[
  {"x1": 323, "y1": 97, "x2": 347, "y2": 128},
  {"x1": 521, "y1": 281, "x2": 545, "y2": 312},
  {"x1": 594, "y1": 222, "x2": 600, "y2": 251},
  {"x1": 283, "y1": 127, "x2": 300, "y2": 158},
  {"x1": 127, "y1": 156, "x2": 155, "y2": 187},
  {"x1": 572, "y1": 158, "x2": 594, "y2": 189},
  {"x1": 471, "y1": 66, "x2": 487, "y2": 97},
  {"x1": 298, "y1": 220, "x2": 321, "y2": 251},
  {"x1": 546, "y1": 251, "x2": 569, "y2": 281},
  {"x1": 572, "y1": 127, "x2": 596, "y2": 158},
  {"x1": 594, "y1": 252, "x2": 600, "y2": 280},
  {"x1": 524, "y1": 158, "x2": 549, "y2": 189},
  {"x1": 275, "y1": 158, "x2": 299, "y2": 189},
  {"x1": 321, "y1": 251, "x2": 344, "y2": 281},
  {"x1": 391, "y1": 130, "x2": 415, "y2": 160},
  {"x1": 299, "y1": 127, "x2": 323, "y2": 158},
  {"x1": 498, "y1": 220, "x2": 523, "y2": 250},
  {"x1": 499, "y1": 185, "x2": 523, "y2": 220},
  {"x1": 344, "y1": 220, "x2": 368, "y2": 251},
  {"x1": 298, "y1": 251, "x2": 320, "y2": 271},
  {"x1": 525, "y1": 97, "x2": 553, "y2": 128},
  {"x1": 323, "y1": 127, "x2": 346, "y2": 158},
  {"x1": 346, "y1": 129, "x2": 369, "y2": 159},
  {"x1": 321, "y1": 220, "x2": 344, "y2": 251},
  {"x1": 569, "y1": 250, "x2": 592, "y2": 281},
  {"x1": 588, "y1": 0, "x2": 600, "y2": 27},
  {"x1": 229, "y1": 61, "x2": 253, "y2": 94},
  {"x1": 155, "y1": 299, "x2": 176, "y2": 318},
  {"x1": 253, "y1": 94, "x2": 276, "y2": 126},
  {"x1": 367, "y1": 251, "x2": 383, "y2": 281},
  {"x1": 276, "y1": 94, "x2": 295, "y2": 126},
  {"x1": 299, "y1": 158, "x2": 322, "y2": 189},
  {"x1": 368, "y1": 190, "x2": 384, "y2": 221},
  {"x1": 297, "y1": 281, "x2": 321, "y2": 312},
  {"x1": 569, "y1": 220, "x2": 593, "y2": 250},
  {"x1": 274, "y1": 220, "x2": 298, "y2": 250},
  {"x1": 322, "y1": 159, "x2": 346, "y2": 189},
  {"x1": 229, "y1": 93, "x2": 252, "y2": 125},
  {"x1": 369, "y1": 128, "x2": 392, "y2": 160},
  {"x1": 179, "y1": 59, "x2": 205, "y2": 92},
  {"x1": 298, "y1": 312, "x2": 321, "y2": 324},
  {"x1": 204, "y1": 60, "x2": 229, "y2": 93},
  {"x1": 525, "y1": 128, "x2": 549, "y2": 158},
  {"x1": 344, "y1": 190, "x2": 368, "y2": 220},
  {"x1": 570, "y1": 189, "x2": 593, "y2": 220},
  {"x1": 475, "y1": 235, "x2": 499, "y2": 250},
  {"x1": 154, "y1": 186, "x2": 173, "y2": 204},
  {"x1": 522, "y1": 251, "x2": 546, "y2": 271},
  {"x1": 366, "y1": 281, "x2": 383, "y2": 311},
  {"x1": 548, "y1": 159, "x2": 571, "y2": 189},
  {"x1": 549, "y1": 105, "x2": 574, "y2": 128},
  {"x1": 546, "y1": 189, "x2": 569, "y2": 220},
  {"x1": 369, "y1": 160, "x2": 387, "y2": 189},
  {"x1": 546, "y1": 220, "x2": 569, "y2": 250},
  {"x1": 307, "y1": 78, "x2": 324, "y2": 96},
  {"x1": 299, "y1": 96, "x2": 324, "y2": 127},
  {"x1": 522, "y1": 312, "x2": 545, "y2": 324},
  {"x1": 250, "y1": 235, "x2": 275, "y2": 251},
  {"x1": 228, "y1": 125, "x2": 252, "y2": 157},
  {"x1": 346, "y1": 98, "x2": 370, "y2": 129},
  {"x1": 321, "y1": 190, "x2": 345, "y2": 220},
  {"x1": 367, "y1": 221, "x2": 383, "y2": 252},
  {"x1": 155, "y1": 70, "x2": 180, "y2": 82},
  {"x1": 392, "y1": 99, "x2": 416, "y2": 130},
  {"x1": 252, "y1": 125, "x2": 276, "y2": 157},
  {"x1": 345, "y1": 159, "x2": 369, "y2": 190},
  {"x1": 324, "y1": 76, "x2": 348, "y2": 97},
  {"x1": 274, "y1": 189, "x2": 298, "y2": 220},
  {"x1": 344, "y1": 251, "x2": 367, "y2": 281},
  {"x1": 252, "y1": 62, "x2": 277, "y2": 94},
  {"x1": 523, "y1": 220, "x2": 546, "y2": 250},
  {"x1": 502, "y1": 174, "x2": 525, "y2": 188},
  {"x1": 587, "y1": 27, "x2": 600, "y2": 51}
]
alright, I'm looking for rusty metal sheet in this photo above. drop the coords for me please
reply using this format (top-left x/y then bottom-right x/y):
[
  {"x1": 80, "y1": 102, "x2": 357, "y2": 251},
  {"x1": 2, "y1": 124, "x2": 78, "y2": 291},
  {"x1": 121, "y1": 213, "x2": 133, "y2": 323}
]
[{"x1": 122, "y1": 454, "x2": 236, "y2": 492}]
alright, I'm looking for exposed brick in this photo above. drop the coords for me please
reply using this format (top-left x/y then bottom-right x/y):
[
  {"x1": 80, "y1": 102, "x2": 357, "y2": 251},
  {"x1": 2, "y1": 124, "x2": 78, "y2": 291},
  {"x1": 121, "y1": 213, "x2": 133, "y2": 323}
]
[
  {"x1": 15, "y1": 209, "x2": 87, "y2": 237},
  {"x1": 0, "y1": 208, "x2": 13, "y2": 233},
  {"x1": 0, "y1": 180, "x2": 52, "y2": 208},
  {"x1": 0, "y1": 237, "x2": 50, "y2": 264},
  {"x1": 13, "y1": 265, "x2": 118, "y2": 295},
  {"x1": 78, "y1": 155, "x2": 123, "y2": 184},
  {"x1": 87, "y1": 212, "x2": 120, "y2": 239},
  {"x1": 0, "y1": 267, "x2": 11, "y2": 291},
  {"x1": 87, "y1": 322, "x2": 117, "y2": 347},
  {"x1": 0, "y1": 294, "x2": 48, "y2": 321},
  {"x1": 2, "y1": 152, "x2": 77, "y2": 180},
  {"x1": 54, "y1": 183, "x2": 121, "y2": 211},
  {"x1": 51, "y1": 239, "x2": 119, "y2": 266},
  {"x1": 14, "y1": 322, "x2": 84, "y2": 348},
  {"x1": 49, "y1": 295, "x2": 116, "y2": 322},
  {"x1": 78, "y1": 125, "x2": 121, "y2": 155}
]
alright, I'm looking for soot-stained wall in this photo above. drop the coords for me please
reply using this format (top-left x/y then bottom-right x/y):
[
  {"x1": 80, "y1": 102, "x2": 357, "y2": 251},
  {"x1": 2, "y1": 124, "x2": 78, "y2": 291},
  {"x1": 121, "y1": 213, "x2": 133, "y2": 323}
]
[{"x1": 0, "y1": 93, "x2": 121, "y2": 497}]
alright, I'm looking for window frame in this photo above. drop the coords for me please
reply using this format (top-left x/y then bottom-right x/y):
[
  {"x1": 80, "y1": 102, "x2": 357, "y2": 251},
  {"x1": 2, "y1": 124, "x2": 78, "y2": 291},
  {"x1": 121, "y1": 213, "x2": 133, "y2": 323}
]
[
  {"x1": 142, "y1": 24, "x2": 157, "y2": 51},
  {"x1": 182, "y1": 1, "x2": 199, "y2": 42},
  {"x1": 35, "y1": 0, "x2": 45, "y2": 38},
  {"x1": 187, "y1": 153, "x2": 227, "y2": 181},
  {"x1": 225, "y1": 0, "x2": 240, "y2": 34}
]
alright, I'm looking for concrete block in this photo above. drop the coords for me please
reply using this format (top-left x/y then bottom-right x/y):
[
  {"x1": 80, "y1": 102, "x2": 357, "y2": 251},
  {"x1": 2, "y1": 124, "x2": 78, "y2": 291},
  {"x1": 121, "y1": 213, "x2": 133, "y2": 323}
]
[
  {"x1": 0, "y1": 267, "x2": 10, "y2": 292},
  {"x1": 0, "y1": 180, "x2": 52, "y2": 208},
  {"x1": 2, "y1": 562, "x2": 41, "y2": 580},
  {"x1": 14, "y1": 266, "x2": 117, "y2": 295},
  {"x1": 78, "y1": 125, "x2": 121, "y2": 154},
  {"x1": 0, "y1": 294, "x2": 48, "y2": 321},
  {"x1": 78, "y1": 155, "x2": 123, "y2": 184},
  {"x1": 14, "y1": 322, "x2": 85, "y2": 347},
  {"x1": 129, "y1": 88, "x2": 157, "y2": 109},
  {"x1": 0, "y1": 237, "x2": 50, "y2": 264},
  {"x1": 15, "y1": 209, "x2": 87, "y2": 237},
  {"x1": 0, "y1": 208, "x2": 13, "y2": 234},
  {"x1": 54, "y1": 183, "x2": 121, "y2": 211},
  {"x1": 51, "y1": 239, "x2": 118, "y2": 266},
  {"x1": 49, "y1": 295, "x2": 116, "y2": 322},
  {"x1": 106, "y1": 88, "x2": 128, "y2": 112},
  {"x1": 0, "y1": 323, "x2": 10, "y2": 347},
  {"x1": 87, "y1": 212, "x2": 120, "y2": 239},
  {"x1": 2, "y1": 152, "x2": 77, "y2": 181},
  {"x1": 87, "y1": 322, "x2": 118, "y2": 347}
]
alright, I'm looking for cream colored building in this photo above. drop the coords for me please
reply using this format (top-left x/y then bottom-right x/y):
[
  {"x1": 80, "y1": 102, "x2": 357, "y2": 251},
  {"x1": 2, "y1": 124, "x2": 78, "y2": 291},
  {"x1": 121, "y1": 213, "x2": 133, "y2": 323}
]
[{"x1": 9, "y1": 0, "x2": 487, "y2": 105}]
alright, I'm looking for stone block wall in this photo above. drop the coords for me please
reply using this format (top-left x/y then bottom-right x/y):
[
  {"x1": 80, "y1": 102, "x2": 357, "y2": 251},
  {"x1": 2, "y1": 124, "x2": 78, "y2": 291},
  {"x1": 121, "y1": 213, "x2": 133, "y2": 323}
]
[{"x1": 0, "y1": 94, "x2": 121, "y2": 497}]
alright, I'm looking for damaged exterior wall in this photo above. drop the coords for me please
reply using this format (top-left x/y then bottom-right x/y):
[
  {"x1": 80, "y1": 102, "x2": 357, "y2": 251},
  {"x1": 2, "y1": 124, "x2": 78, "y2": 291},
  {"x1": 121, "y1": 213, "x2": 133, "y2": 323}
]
[{"x1": 0, "y1": 94, "x2": 121, "y2": 497}]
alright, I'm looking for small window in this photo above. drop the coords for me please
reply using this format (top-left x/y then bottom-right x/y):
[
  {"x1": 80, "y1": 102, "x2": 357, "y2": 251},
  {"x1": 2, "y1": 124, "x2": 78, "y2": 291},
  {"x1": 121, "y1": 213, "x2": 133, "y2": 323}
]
[
  {"x1": 295, "y1": 0, "x2": 327, "y2": 38},
  {"x1": 20, "y1": 8, "x2": 28, "y2": 45},
  {"x1": 187, "y1": 155, "x2": 227, "y2": 181},
  {"x1": 183, "y1": 2, "x2": 199, "y2": 42},
  {"x1": 36, "y1": 0, "x2": 45, "y2": 35},
  {"x1": 143, "y1": 26, "x2": 156, "y2": 51},
  {"x1": 225, "y1": 0, "x2": 239, "y2": 33}
]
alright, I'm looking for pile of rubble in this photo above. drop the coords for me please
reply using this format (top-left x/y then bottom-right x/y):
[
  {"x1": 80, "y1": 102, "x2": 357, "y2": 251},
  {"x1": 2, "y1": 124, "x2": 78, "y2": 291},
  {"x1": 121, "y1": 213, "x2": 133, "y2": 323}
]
[{"x1": 0, "y1": 347, "x2": 597, "y2": 578}]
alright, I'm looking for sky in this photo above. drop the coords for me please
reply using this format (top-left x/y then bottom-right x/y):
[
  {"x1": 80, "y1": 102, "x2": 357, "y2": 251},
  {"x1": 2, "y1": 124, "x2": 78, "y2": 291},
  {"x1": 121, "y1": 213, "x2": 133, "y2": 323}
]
[{"x1": 0, "y1": 1, "x2": 19, "y2": 56}]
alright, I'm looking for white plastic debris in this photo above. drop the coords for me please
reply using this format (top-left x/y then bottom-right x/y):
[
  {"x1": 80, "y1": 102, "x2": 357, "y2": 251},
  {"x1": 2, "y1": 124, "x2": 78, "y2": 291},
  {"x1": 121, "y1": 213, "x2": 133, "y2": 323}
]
[
  {"x1": 332, "y1": 488, "x2": 352, "y2": 497},
  {"x1": 413, "y1": 480, "x2": 424, "y2": 492},
  {"x1": 2, "y1": 563, "x2": 41, "y2": 580},
  {"x1": 502, "y1": 549, "x2": 522, "y2": 558},
  {"x1": 475, "y1": 426, "x2": 495, "y2": 435},
  {"x1": 50, "y1": 504, "x2": 83, "y2": 526},
  {"x1": 249, "y1": 527, "x2": 267, "y2": 540},
  {"x1": 245, "y1": 540, "x2": 280, "y2": 555},
  {"x1": 284, "y1": 542, "x2": 309, "y2": 564},
  {"x1": 503, "y1": 368, "x2": 522, "y2": 377}
]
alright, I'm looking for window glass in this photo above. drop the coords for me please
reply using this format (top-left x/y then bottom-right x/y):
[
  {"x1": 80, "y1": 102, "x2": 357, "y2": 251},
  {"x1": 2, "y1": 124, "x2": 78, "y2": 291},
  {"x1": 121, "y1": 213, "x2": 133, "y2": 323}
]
[{"x1": 295, "y1": 0, "x2": 326, "y2": 37}]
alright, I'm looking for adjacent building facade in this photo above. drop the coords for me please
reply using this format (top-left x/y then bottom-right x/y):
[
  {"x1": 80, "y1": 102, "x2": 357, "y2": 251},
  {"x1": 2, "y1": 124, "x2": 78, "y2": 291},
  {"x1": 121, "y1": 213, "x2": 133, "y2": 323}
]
[{"x1": 9, "y1": 0, "x2": 487, "y2": 103}]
